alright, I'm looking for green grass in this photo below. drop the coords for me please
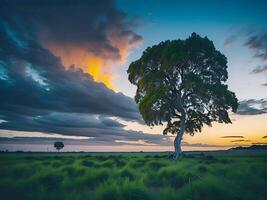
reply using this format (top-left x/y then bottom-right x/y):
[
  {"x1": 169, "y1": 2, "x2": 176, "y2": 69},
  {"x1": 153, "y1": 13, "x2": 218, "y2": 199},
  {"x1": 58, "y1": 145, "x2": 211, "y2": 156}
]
[{"x1": 0, "y1": 150, "x2": 267, "y2": 200}]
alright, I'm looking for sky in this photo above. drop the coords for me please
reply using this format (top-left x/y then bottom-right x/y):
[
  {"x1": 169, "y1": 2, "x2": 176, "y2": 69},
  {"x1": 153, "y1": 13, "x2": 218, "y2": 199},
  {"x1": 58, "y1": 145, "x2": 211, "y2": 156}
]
[{"x1": 0, "y1": 0, "x2": 267, "y2": 152}]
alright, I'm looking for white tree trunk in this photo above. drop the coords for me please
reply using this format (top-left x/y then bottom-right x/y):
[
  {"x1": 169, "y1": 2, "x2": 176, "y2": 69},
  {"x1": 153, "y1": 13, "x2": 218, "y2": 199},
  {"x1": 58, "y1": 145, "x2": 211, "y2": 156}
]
[{"x1": 173, "y1": 120, "x2": 185, "y2": 159}]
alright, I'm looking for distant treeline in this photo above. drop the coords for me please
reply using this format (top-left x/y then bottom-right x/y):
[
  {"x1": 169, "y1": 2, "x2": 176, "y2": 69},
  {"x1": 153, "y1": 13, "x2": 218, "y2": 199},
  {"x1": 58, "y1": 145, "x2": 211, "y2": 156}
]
[{"x1": 231, "y1": 145, "x2": 267, "y2": 150}]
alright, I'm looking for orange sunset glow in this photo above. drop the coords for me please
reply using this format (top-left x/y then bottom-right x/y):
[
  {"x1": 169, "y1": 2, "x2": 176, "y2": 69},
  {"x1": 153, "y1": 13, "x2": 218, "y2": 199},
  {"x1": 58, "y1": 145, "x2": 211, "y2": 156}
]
[
  {"x1": 43, "y1": 32, "x2": 141, "y2": 90},
  {"x1": 46, "y1": 45, "x2": 115, "y2": 89}
]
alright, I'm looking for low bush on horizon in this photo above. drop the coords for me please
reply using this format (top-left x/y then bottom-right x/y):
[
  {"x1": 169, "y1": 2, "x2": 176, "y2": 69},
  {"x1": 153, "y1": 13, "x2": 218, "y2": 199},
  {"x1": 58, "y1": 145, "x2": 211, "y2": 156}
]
[{"x1": 0, "y1": 151, "x2": 267, "y2": 200}]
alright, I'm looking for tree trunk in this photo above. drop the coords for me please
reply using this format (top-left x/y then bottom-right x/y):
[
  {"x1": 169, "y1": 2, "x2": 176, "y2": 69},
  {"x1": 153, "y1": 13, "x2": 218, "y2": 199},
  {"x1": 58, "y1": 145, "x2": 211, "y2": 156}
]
[{"x1": 173, "y1": 120, "x2": 185, "y2": 159}]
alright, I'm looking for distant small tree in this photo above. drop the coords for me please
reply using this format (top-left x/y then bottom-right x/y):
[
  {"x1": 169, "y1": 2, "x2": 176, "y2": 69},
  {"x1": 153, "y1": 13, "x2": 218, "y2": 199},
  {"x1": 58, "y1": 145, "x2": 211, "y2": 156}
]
[
  {"x1": 54, "y1": 141, "x2": 64, "y2": 152},
  {"x1": 127, "y1": 33, "x2": 238, "y2": 159}
]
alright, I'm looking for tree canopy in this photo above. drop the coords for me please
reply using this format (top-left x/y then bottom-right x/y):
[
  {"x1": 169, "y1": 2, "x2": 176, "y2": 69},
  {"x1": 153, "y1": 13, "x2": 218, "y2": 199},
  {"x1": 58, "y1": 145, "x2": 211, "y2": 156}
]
[
  {"x1": 54, "y1": 141, "x2": 64, "y2": 152},
  {"x1": 127, "y1": 33, "x2": 238, "y2": 137}
]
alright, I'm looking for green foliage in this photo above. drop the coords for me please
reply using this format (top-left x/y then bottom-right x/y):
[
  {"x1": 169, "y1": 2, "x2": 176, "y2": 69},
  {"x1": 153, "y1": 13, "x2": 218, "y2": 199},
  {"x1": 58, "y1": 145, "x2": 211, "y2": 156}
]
[
  {"x1": 156, "y1": 166, "x2": 193, "y2": 189},
  {"x1": 129, "y1": 158, "x2": 148, "y2": 168},
  {"x1": 96, "y1": 182, "x2": 119, "y2": 200},
  {"x1": 0, "y1": 151, "x2": 267, "y2": 199},
  {"x1": 54, "y1": 141, "x2": 64, "y2": 151},
  {"x1": 81, "y1": 160, "x2": 95, "y2": 167},
  {"x1": 146, "y1": 160, "x2": 167, "y2": 170},
  {"x1": 119, "y1": 167, "x2": 136, "y2": 181},
  {"x1": 127, "y1": 33, "x2": 238, "y2": 136},
  {"x1": 120, "y1": 180, "x2": 151, "y2": 200},
  {"x1": 39, "y1": 172, "x2": 64, "y2": 191}
]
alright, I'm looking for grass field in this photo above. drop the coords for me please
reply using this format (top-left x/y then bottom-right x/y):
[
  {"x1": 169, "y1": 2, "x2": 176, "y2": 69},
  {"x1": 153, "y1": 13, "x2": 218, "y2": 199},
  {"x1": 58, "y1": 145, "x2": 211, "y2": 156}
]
[{"x1": 0, "y1": 150, "x2": 267, "y2": 200}]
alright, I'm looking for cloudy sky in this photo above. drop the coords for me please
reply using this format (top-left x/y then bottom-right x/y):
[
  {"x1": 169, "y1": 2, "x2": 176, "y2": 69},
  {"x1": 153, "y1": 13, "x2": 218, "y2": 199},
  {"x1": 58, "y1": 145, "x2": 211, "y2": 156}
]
[{"x1": 0, "y1": 0, "x2": 266, "y2": 152}]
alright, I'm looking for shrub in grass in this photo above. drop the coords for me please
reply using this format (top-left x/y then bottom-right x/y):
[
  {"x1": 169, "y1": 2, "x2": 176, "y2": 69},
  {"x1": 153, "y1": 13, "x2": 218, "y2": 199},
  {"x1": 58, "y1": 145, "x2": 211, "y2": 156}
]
[
  {"x1": 42, "y1": 161, "x2": 51, "y2": 165},
  {"x1": 191, "y1": 175, "x2": 234, "y2": 200},
  {"x1": 146, "y1": 160, "x2": 167, "y2": 170},
  {"x1": 219, "y1": 158, "x2": 231, "y2": 164},
  {"x1": 39, "y1": 172, "x2": 64, "y2": 191},
  {"x1": 153, "y1": 154, "x2": 166, "y2": 159},
  {"x1": 145, "y1": 171, "x2": 159, "y2": 186},
  {"x1": 82, "y1": 160, "x2": 95, "y2": 167},
  {"x1": 0, "y1": 179, "x2": 26, "y2": 200},
  {"x1": 120, "y1": 180, "x2": 151, "y2": 200},
  {"x1": 96, "y1": 182, "x2": 119, "y2": 200},
  {"x1": 157, "y1": 167, "x2": 185, "y2": 189},
  {"x1": 129, "y1": 158, "x2": 148, "y2": 168},
  {"x1": 112, "y1": 157, "x2": 126, "y2": 167},
  {"x1": 60, "y1": 167, "x2": 87, "y2": 190},
  {"x1": 81, "y1": 168, "x2": 110, "y2": 188},
  {"x1": 182, "y1": 153, "x2": 196, "y2": 158},
  {"x1": 159, "y1": 187, "x2": 177, "y2": 200},
  {"x1": 12, "y1": 164, "x2": 36, "y2": 179},
  {"x1": 119, "y1": 168, "x2": 136, "y2": 181},
  {"x1": 210, "y1": 164, "x2": 230, "y2": 177},
  {"x1": 175, "y1": 174, "x2": 234, "y2": 200},
  {"x1": 25, "y1": 156, "x2": 35, "y2": 160},
  {"x1": 99, "y1": 160, "x2": 116, "y2": 168},
  {"x1": 183, "y1": 171, "x2": 196, "y2": 180},
  {"x1": 62, "y1": 158, "x2": 74, "y2": 165},
  {"x1": 197, "y1": 164, "x2": 208, "y2": 173},
  {"x1": 146, "y1": 166, "x2": 185, "y2": 188},
  {"x1": 62, "y1": 166, "x2": 85, "y2": 177},
  {"x1": 144, "y1": 155, "x2": 152, "y2": 158},
  {"x1": 0, "y1": 186, "x2": 25, "y2": 200},
  {"x1": 181, "y1": 170, "x2": 199, "y2": 187},
  {"x1": 205, "y1": 155, "x2": 216, "y2": 160},
  {"x1": 95, "y1": 156, "x2": 108, "y2": 161},
  {"x1": 53, "y1": 156, "x2": 64, "y2": 160},
  {"x1": 202, "y1": 155, "x2": 221, "y2": 164},
  {"x1": 51, "y1": 161, "x2": 61, "y2": 168}
]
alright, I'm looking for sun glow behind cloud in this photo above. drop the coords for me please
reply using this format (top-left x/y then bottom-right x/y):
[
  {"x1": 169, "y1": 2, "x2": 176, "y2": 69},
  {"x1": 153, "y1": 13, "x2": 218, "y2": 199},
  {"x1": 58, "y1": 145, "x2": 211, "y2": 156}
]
[
  {"x1": 45, "y1": 45, "x2": 112, "y2": 89},
  {"x1": 46, "y1": 39, "x2": 141, "y2": 90},
  {"x1": 5, "y1": 0, "x2": 144, "y2": 90}
]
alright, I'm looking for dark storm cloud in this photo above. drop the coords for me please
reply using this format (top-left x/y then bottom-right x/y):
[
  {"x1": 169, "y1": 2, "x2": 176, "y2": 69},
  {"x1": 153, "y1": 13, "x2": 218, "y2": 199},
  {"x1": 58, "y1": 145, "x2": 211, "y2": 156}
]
[
  {"x1": 237, "y1": 99, "x2": 267, "y2": 115},
  {"x1": 0, "y1": 12, "x2": 142, "y2": 120},
  {"x1": 221, "y1": 136, "x2": 244, "y2": 138},
  {"x1": 0, "y1": 38, "x2": 140, "y2": 121},
  {"x1": 0, "y1": 0, "x2": 143, "y2": 60},
  {"x1": 0, "y1": 4, "x2": 149, "y2": 145},
  {"x1": 0, "y1": 113, "x2": 126, "y2": 132}
]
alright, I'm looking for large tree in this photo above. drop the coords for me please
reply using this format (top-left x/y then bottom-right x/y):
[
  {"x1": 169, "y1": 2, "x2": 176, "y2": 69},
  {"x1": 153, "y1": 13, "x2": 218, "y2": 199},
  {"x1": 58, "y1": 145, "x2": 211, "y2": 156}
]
[{"x1": 127, "y1": 33, "x2": 238, "y2": 159}]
